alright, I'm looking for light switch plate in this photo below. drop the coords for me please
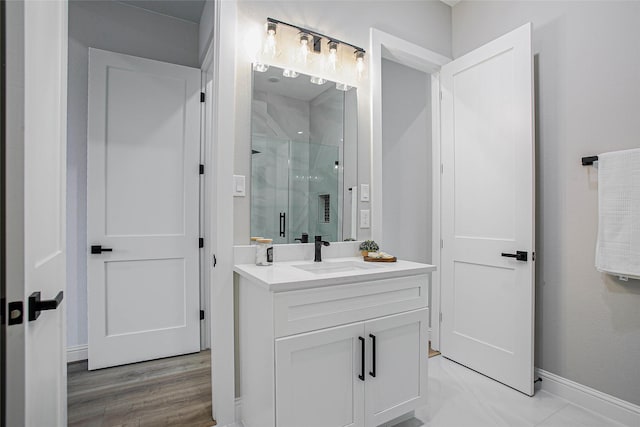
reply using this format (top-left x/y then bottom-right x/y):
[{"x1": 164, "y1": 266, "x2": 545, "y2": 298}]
[
  {"x1": 360, "y1": 184, "x2": 369, "y2": 202},
  {"x1": 233, "y1": 175, "x2": 246, "y2": 197},
  {"x1": 360, "y1": 209, "x2": 370, "y2": 228}
]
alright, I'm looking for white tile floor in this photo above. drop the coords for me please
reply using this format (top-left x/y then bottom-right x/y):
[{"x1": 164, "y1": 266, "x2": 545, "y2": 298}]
[{"x1": 394, "y1": 355, "x2": 625, "y2": 427}]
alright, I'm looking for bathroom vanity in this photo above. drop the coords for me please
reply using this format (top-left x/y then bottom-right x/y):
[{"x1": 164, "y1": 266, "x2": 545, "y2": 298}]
[{"x1": 235, "y1": 257, "x2": 436, "y2": 427}]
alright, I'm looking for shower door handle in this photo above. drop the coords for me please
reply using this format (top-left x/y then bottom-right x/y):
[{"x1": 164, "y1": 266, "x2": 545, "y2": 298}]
[{"x1": 279, "y1": 212, "x2": 286, "y2": 237}]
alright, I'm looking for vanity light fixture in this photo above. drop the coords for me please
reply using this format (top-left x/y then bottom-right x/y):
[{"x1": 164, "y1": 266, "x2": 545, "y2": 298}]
[
  {"x1": 335, "y1": 82, "x2": 352, "y2": 91},
  {"x1": 355, "y1": 50, "x2": 365, "y2": 79},
  {"x1": 327, "y1": 41, "x2": 338, "y2": 71},
  {"x1": 264, "y1": 17, "x2": 366, "y2": 80},
  {"x1": 299, "y1": 33, "x2": 311, "y2": 64},
  {"x1": 264, "y1": 21, "x2": 278, "y2": 58},
  {"x1": 282, "y1": 69, "x2": 299, "y2": 78},
  {"x1": 310, "y1": 76, "x2": 327, "y2": 85}
]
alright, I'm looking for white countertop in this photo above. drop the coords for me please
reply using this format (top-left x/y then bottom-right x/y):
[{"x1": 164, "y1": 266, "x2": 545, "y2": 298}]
[{"x1": 234, "y1": 256, "x2": 436, "y2": 292}]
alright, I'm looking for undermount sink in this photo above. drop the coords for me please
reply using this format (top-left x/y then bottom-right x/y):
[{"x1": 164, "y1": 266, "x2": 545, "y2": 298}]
[{"x1": 293, "y1": 260, "x2": 383, "y2": 275}]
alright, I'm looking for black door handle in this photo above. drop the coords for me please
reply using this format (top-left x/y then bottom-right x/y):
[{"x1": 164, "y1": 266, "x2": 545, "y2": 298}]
[
  {"x1": 358, "y1": 336, "x2": 365, "y2": 381},
  {"x1": 501, "y1": 251, "x2": 528, "y2": 261},
  {"x1": 28, "y1": 291, "x2": 64, "y2": 321},
  {"x1": 369, "y1": 334, "x2": 376, "y2": 378},
  {"x1": 279, "y1": 213, "x2": 286, "y2": 238},
  {"x1": 91, "y1": 245, "x2": 113, "y2": 254}
]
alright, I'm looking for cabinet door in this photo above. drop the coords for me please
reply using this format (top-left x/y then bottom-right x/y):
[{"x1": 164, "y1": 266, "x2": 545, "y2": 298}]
[
  {"x1": 365, "y1": 308, "x2": 429, "y2": 426},
  {"x1": 275, "y1": 322, "x2": 365, "y2": 427}
]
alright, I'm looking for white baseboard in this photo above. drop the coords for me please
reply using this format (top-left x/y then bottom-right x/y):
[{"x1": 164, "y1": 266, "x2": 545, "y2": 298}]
[
  {"x1": 66, "y1": 344, "x2": 88, "y2": 363},
  {"x1": 536, "y1": 368, "x2": 640, "y2": 426}
]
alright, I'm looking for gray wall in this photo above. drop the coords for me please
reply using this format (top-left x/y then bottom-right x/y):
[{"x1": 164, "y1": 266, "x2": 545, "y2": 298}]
[
  {"x1": 381, "y1": 59, "x2": 432, "y2": 264},
  {"x1": 66, "y1": 0, "x2": 199, "y2": 348},
  {"x1": 453, "y1": 0, "x2": 640, "y2": 406},
  {"x1": 233, "y1": 0, "x2": 452, "y2": 244}
]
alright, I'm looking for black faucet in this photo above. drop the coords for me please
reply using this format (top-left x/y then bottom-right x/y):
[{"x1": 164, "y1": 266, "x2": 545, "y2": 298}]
[
  {"x1": 294, "y1": 233, "x2": 309, "y2": 243},
  {"x1": 314, "y1": 235, "x2": 330, "y2": 262}
]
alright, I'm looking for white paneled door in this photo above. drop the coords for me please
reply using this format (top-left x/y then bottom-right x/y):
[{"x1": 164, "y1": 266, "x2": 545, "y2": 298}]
[
  {"x1": 87, "y1": 49, "x2": 201, "y2": 370},
  {"x1": 20, "y1": 1, "x2": 68, "y2": 425},
  {"x1": 440, "y1": 23, "x2": 535, "y2": 395}
]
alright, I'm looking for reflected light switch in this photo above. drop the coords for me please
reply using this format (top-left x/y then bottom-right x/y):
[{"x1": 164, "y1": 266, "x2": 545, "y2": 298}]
[
  {"x1": 360, "y1": 209, "x2": 370, "y2": 228},
  {"x1": 360, "y1": 184, "x2": 369, "y2": 202},
  {"x1": 233, "y1": 175, "x2": 246, "y2": 197}
]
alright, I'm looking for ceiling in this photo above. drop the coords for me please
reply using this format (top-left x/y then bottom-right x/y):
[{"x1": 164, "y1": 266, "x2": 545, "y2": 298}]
[{"x1": 118, "y1": 0, "x2": 205, "y2": 23}]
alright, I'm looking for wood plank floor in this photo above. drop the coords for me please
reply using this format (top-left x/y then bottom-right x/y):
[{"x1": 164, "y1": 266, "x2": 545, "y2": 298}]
[{"x1": 68, "y1": 351, "x2": 215, "y2": 427}]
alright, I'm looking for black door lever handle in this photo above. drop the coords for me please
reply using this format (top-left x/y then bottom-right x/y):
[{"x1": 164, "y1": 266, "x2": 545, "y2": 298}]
[
  {"x1": 91, "y1": 245, "x2": 113, "y2": 254},
  {"x1": 501, "y1": 251, "x2": 528, "y2": 261},
  {"x1": 29, "y1": 291, "x2": 64, "y2": 321}
]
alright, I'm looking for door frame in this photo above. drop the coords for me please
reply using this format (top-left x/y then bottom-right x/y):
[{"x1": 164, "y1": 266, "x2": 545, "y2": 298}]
[
  {"x1": 201, "y1": 0, "x2": 237, "y2": 424},
  {"x1": 370, "y1": 29, "x2": 450, "y2": 350}
]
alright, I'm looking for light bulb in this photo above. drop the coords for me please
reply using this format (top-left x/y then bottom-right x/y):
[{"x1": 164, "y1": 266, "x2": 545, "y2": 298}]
[
  {"x1": 264, "y1": 22, "x2": 277, "y2": 58},
  {"x1": 310, "y1": 76, "x2": 327, "y2": 85},
  {"x1": 299, "y1": 33, "x2": 310, "y2": 63},
  {"x1": 328, "y1": 41, "x2": 338, "y2": 71},
  {"x1": 336, "y1": 82, "x2": 351, "y2": 91},
  {"x1": 355, "y1": 50, "x2": 365, "y2": 79},
  {"x1": 253, "y1": 63, "x2": 269, "y2": 72},
  {"x1": 282, "y1": 69, "x2": 299, "y2": 78}
]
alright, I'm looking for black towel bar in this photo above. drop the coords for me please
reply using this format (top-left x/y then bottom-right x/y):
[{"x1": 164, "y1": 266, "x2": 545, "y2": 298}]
[{"x1": 582, "y1": 156, "x2": 598, "y2": 166}]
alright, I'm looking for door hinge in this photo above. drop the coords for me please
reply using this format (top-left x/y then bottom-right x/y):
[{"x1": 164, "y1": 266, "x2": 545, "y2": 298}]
[
  {"x1": 200, "y1": 309, "x2": 205, "y2": 320},
  {"x1": 199, "y1": 238, "x2": 204, "y2": 248},
  {"x1": 441, "y1": 239, "x2": 444, "y2": 249},
  {"x1": 200, "y1": 92, "x2": 205, "y2": 102},
  {"x1": 439, "y1": 312, "x2": 443, "y2": 323},
  {"x1": 441, "y1": 163, "x2": 443, "y2": 174},
  {"x1": 213, "y1": 254, "x2": 217, "y2": 268},
  {"x1": 199, "y1": 164, "x2": 204, "y2": 175},
  {"x1": 7, "y1": 301, "x2": 24, "y2": 325},
  {"x1": 440, "y1": 90, "x2": 443, "y2": 101}
]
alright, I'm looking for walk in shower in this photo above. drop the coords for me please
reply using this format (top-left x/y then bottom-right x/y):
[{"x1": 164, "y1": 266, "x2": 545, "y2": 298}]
[{"x1": 251, "y1": 136, "x2": 342, "y2": 243}]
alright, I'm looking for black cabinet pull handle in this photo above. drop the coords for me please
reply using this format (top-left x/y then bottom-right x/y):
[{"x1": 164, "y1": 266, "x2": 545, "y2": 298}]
[
  {"x1": 358, "y1": 336, "x2": 365, "y2": 381},
  {"x1": 28, "y1": 291, "x2": 64, "y2": 321},
  {"x1": 369, "y1": 334, "x2": 376, "y2": 377},
  {"x1": 91, "y1": 245, "x2": 113, "y2": 254},
  {"x1": 279, "y1": 212, "x2": 286, "y2": 238},
  {"x1": 501, "y1": 251, "x2": 528, "y2": 261}
]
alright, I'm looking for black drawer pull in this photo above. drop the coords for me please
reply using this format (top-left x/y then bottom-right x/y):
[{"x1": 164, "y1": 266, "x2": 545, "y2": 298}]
[
  {"x1": 369, "y1": 334, "x2": 376, "y2": 378},
  {"x1": 358, "y1": 336, "x2": 365, "y2": 381}
]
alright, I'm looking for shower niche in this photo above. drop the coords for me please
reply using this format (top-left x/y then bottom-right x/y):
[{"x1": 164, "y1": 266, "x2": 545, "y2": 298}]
[{"x1": 250, "y1": 65, "x2": 358, "y2": 244}]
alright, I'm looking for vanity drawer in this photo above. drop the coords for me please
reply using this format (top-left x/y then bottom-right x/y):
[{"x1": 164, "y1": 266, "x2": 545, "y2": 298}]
[{"x1": 273, "y1": 274, "x2": 429, "y2": 338}]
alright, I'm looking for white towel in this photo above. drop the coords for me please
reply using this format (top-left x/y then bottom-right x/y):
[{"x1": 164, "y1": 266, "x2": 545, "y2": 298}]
[{"x1": 595, "y1": 148, "x2": 640, "y2": 280}]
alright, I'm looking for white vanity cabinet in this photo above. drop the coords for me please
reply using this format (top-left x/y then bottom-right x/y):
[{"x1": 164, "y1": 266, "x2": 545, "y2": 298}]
[
  {"x1": 275, "y1": 308, "x2": 428, "y2": 427},
  {"x1": 235, "y1": 263, "x2": 434, "y2": 427}
]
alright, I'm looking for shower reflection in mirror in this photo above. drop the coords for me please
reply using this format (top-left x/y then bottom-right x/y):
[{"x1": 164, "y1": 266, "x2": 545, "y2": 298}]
[{"x1": 250, "y1": 65, "x2": 358, "y2": 244}]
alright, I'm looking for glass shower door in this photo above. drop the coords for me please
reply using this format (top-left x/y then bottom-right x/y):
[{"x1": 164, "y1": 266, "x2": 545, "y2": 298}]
[{"x1": 251, "y1": 136, "x2": 290, "y2": 244}]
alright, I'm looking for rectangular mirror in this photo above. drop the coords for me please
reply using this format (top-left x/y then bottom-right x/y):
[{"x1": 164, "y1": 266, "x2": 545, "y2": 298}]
[{"x1": 250, "y1": 65, "x2": 358, "y2": 244}]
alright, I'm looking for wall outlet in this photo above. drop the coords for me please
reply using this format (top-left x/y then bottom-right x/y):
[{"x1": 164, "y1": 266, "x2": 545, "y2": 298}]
[
  {"x1": 360, "y1": 209, "x2": 370, "y2": 228},
  {"x1": 233, "y1": 175, "x2": 245, "y2": 197},
  {"x1": 360, "y1": 184, "x2": 370, "y2": 202}
]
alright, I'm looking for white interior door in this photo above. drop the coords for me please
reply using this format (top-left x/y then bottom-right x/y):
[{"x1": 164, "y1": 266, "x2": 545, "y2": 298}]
[
  {"x1": 440, "y1": 23, "x2": 535, "y2": 395},
  {"x1": 87, "y1": 49, "x2": 201, "y2": 370},
  {"x1": 275, "y1": 323, "x2": 365, "y2": 427},
  {"x1": 7, "y1": 0, "x2": 69, "y2": 425}
]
